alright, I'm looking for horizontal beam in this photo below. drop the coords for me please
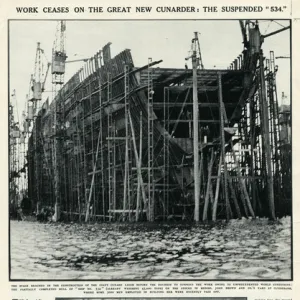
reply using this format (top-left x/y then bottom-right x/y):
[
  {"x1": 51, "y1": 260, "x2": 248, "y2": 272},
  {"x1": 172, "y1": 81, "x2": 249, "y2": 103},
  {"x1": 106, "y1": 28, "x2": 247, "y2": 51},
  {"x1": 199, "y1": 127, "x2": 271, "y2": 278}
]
[
  {"x1": 106, "y1": 137, "x2": 127, "y2": 140},
  {"x1": 148, "y1": 68, "x2": 243, "y2": 75},
  {"x1": 108, "y1": 209, "x2": 147, "y2": 213},
  {"x1": 211, "y1": 176, "x2": 262, "y2": 179},
  {"x1": 166, "y1": 86, "x2": 217, "y2": 92},
  {"x1": 153, "y1": 102, "x2": 236, "y2": 108},
  {"x1": 168, "y1": 119, "x2": 220, "y2": 124}
]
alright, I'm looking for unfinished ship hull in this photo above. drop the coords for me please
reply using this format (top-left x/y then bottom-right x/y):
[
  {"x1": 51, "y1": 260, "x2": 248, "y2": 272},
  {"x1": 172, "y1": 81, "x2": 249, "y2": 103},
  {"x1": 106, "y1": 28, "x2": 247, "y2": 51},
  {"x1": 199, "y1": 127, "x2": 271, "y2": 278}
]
[{"x1": 27, "y1": 25, "x2": 287, "y2": 221}]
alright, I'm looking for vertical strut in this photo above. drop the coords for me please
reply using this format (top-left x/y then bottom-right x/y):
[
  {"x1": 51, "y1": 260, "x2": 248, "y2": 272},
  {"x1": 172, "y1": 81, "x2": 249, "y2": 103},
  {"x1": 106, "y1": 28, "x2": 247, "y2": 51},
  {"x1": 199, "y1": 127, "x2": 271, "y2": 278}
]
[
  {"x1": 147, "y1": 58, "x2": 155, "y2": 221},
  {"x1": 163, "y1": 87, "x2": 170, "y2": 220},
  {"x1": 136, "y1": 111, "x2": 143, "y2": 221},
  {"x1": 218, "y1": 72, "x2": 230, "y2": 220},
  {"x1": 123, "y1": 65, "x2": 130, "y2": 221},
  {"x1": 107, "y1": 72, "x2": 113, "y2": 220},
  {"x1": 192, "y1": 32, "x2": 200, "y2": 222},
  {"x1": 259, "y1": 51, "x2": 275, "y2": 219},
  {"x1": 95, "y1": 51, "x2": 105, "y2": 219},
  {"x1": 108, "y1": 112, "x2": 113, "y2": 220}
]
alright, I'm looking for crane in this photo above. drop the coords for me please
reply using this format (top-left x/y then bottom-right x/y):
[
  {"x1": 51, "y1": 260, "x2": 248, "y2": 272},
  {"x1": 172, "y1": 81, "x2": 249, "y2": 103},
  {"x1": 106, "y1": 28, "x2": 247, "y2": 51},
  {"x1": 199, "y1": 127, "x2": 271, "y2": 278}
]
[
  {"x1": 239, "y1": 20, "x2": 248, "y2": 47},
  {"x1": 52, "y1": 20, "x2": 67, "y2": 86},
  {"x1": 66, "y1": 58, "x2": 89, "y2": 63},
  {"x1": 42, "y1": 62, "x2": 51, "y2": 92},
  {"x1": 185, "y1": 32, "x2": 204, "y2": 69},
  {"x1": 239, "y1": 20, "x2": 290, "y2": 48}
]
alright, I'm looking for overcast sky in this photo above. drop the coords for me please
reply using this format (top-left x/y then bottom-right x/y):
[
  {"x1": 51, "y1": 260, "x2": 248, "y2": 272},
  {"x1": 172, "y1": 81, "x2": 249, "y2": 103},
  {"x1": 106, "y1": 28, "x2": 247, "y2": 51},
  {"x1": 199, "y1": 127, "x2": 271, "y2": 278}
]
[{"x1": 9, "y1": 20, "x2": 290, "y2": 124}]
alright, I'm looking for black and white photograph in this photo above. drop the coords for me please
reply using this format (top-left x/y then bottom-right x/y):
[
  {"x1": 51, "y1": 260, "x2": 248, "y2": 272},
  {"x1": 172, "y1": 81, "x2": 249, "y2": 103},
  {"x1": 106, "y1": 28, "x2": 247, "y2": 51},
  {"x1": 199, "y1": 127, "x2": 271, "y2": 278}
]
[{"x1": 9, "y1": 20, "x2": 291, "y2": 280}]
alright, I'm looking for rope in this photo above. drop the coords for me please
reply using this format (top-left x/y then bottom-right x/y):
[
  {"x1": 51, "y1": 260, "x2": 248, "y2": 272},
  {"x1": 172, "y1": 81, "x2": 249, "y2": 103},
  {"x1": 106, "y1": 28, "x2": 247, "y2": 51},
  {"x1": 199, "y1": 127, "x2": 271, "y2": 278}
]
[
  {"x1": 272, "y1": 20, "x2": 286, "y2": 28},
  {"x1": 263, "y1": 21, "x2": 272, "y2": 35}
]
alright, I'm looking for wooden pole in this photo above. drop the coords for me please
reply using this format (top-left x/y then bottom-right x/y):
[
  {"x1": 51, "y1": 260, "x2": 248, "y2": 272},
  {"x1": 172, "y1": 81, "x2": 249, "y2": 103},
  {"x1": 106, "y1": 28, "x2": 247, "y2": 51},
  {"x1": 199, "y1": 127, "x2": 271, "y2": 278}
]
[
  {"x1": 250, "y1": 97, "x2": 257, "y2": 212},
  {"x1": 108, "y1": 114, "x2": 112, "y2": 220},
  {"x1": 95, "y1": 58, "x2": 105, "y2": 220},
  {"x1": 123, "y1": 65, "x2": 130, "y2": 221},
  {"x1": 136, "y1": 111, "x2": 143, "y2": 221},
  {"x1": 259, "y1": 51, "x2": 276, "y2": 220},
  {"x1": 212, "y1": 155, "x2": 222, "y2": 221},
  {"x1": 113, "y1": 120, "x2": 117, "y2": 220},
  {"x1": 85, "y1": 123, "x2": 102, "y2": 222},
  {"x1": 199, "y1": 151, "x2": 203, "y2": 208},
  {"x1": 147, "y1": 58, "x2": 154, "y2": 221},
  {"x1": 89, "y1": 78, "x2": 96, "y2": 218},
  {"x1": 53, "y1": 96, "x2": 61, "y2": 222},
  {"x1": 128, "y1": 111, "x2": 147, "y2": 217},
  {"x1": 75, "y1": 133, "x2": 81, "y2": 221},
  {"x1": 231, "y1": 141, "x2": 255, "y2": 218},
  {"x1": 218, "y1": 72, "x2": 230, "y2": 220},
  {"x1": 202, "y1": 150, "x2": 214, "y2": 221},
  {"x1": 192, "y1": 32, "x2": 200, "y2": 222},
  {"x1": 228, "y1": 174, "x2": 242, "y2": 218}
]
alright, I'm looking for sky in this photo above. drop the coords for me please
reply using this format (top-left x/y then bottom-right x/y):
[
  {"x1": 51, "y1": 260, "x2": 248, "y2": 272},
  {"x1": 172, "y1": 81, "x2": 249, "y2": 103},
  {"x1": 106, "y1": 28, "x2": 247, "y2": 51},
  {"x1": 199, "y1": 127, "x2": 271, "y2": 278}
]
[{"x1": 9, "y1": 20, "x2": 290, "y2": 125}]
